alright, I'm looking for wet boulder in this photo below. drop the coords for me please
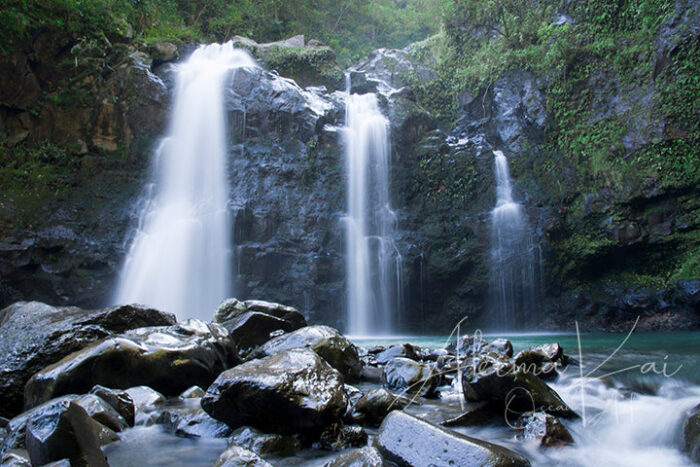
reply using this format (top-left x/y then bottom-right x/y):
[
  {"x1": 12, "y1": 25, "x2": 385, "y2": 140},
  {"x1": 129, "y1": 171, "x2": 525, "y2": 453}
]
[
  {"x1": 351, "y1": 388, "x2": 410, "y2": 426},
  {"x1": 155, "y1": 398, "x2": 232, "y2": 438},
  {"x1": 684, "y1": 403, "x2": 700, "y2": 462},
  {"x1": 253, "y1": 325, "x2": 361, "y2": 381},
  {"x1": 229, "y1": 426, "x2": 302, "y2": 456},
  {"x1": 24, "y1": 320, "x2": 237, "y2": 409},
  {"x1": 325, "y1": 446, "x2": 385, "y2": 467},
  {"x1": 214, "y1": 444, "x2": 273, "y2": 467},
  {"x1": 0, "y1": 301, "x2": 175, "y2": 418},
  {"x1": 202, "y1": 348, "x2": 348, "y2": 434},
  {"x1": 382, "y1": 358, "x2": 438, "y2": 397},
  {"x1": 214, "y1": 298, "x2": 306, "y2": 355},
  {"x1": 514, "y1": 344, "x2": 565, "y2": 381},
  {"x1": 317, "y1": 423, "x2": 368, "y2": 451},
  {"x1": 24, "y1": 400, "x2": 116, "y2": 466},
  {"x1": 89, "y1": 385, "x2": 135, "y2": 426},
  {"x1": 445, "y1": 335, "x2": 489, "y2": 357},
  {"x1": 515, "y1": 412, "x2": 574, "y2": 447},
  {"x1": 72, "y1": 394, "x2": 129, "y2": 432},
  {"x1": 375, "y1": 344, "x2": 421, "y2": 365},
  {"x1": 462, "y1": 355, "x2": 578, "y2": 419},
  {"x1": 123, "y1": 385, "x2": 165, "y2": 425},
  {"x1": 374, "y1": 411, "x2": 531, "y2": 467},
  {"x1": 180, "y1": 386, "x2": 206, "y2": 399},
  {"x1": 1, "y1": 449, "x2": 31, "y2": 466}
]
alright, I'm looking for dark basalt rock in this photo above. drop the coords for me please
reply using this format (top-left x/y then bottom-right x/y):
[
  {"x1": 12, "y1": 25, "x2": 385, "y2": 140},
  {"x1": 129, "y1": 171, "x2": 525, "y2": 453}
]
[
  {"x1": 382, "y1": 358, "x2": 438, "y2": 397},
  {"x1": 155, "y1": 398, "x2": 232, "y2": 438},
  {"x1": 214, "y1": 298, "x2": 307, "y2": 355},
  {"x1": 375, "y1": 344, "x2": 421, "y2": 365},
  {"x1": 24, "y1": 400, "x2": 116, "y2": 467},
  {"x1": 1, "y1": 449, "x2": 32, "y2": 467},
  {"x1": 462, "y1": 355, "x2": 578, "y2": 419},
  {"x1": 214, "y1": 444, "x2": 273, "y2": 467},
  {"x1": 515, "y1": 411, "x2": 574, "y2": 447},
  {"x1": 229, "y1": 426, "x2": 302, "y2": 456},
  {"x1": 253, "y1": 325, "x2": 361, "y2": 381},
  {"x1": 351, "y1": 388, "x2": 411, "y2": 426},
  {"x1": 325, "y1": 446, "x2": 385, "y2": 467},
  {"x1": 123, "y1": 386, "x2": 165, "y2": 426},
  {"x1": 180, "y1": 386, "x2": 206, "y2": 399},
  {"x1": 514, "y1": 344, "x2": 566, "y2": 382},
  {"x1": 374, "y1": 411, "x2": 531, "y2": 467},
  {"x1": 439, "y1": 401, "x2": 495, "y2": 427},
  {"x1": 202, "y1": 348, "x2": 348, "y2": 434},
  {"x1": 90, "y1": 385, "x2": 135, "y2": 426},
  {"x1": 24, "y1": 320, "x2": 236, "y2": 409},
  {"x1": 71, "y1": 394, "x2": 129, "y2": 432},
  {"x1": 0, "y1": 301, "x2": 175, "y2": 418},
  {"x1": 684, "y1": 403, "x2": 700, "y2": 462},
  {"x1": 317, "y1": 423, "x2": 368, "y2": 451}
]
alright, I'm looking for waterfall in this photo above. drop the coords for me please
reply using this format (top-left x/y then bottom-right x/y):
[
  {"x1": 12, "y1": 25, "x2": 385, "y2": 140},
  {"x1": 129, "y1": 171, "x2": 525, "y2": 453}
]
[
  {"x1": 489, "y1": 150, "x2": 540, "y2": 328},
  {"x1": 114, "y1": 43, "x2": 257, "y2": 320},
  {"x1": 343, "y1": 90, "x2": 402, "y2": 336}
]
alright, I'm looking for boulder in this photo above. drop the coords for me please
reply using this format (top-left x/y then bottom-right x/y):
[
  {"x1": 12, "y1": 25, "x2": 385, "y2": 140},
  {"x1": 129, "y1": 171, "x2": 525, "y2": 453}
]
[
  {"x1": 514, "y1": 344, "x2": 565, "y2": 381},
  {"x1": 1, "y1": 449, "x2": 31, "y2": 466},
  {"x1": 24, "y1": 320, "x2": 237, "y2": 409},
  {"x1": 0, "y1": 301, "x2": 175, "y2": 418},
  {"x1": 148, "y1": 42, "x2": 178, "y2": 63},
  {"x1": 382, "y1": 358, "x2": 438, "y2": 397},
  {"x1": 440, "y1": 402, "x2": 495, "y2": 427},
  {"x1": 317, "y1": 423, "x2": 368, "y2": 451},
  {"x1": 325, "y1": 446, "x2": 385, "y2": 467},
  {"x1": 445, "y1": 335, "x2": 489, "y2": 357},
  {"x1": 214, "y1": 444, "x2": 273, "y2": 467},
  {"x1": 461, "y1": 356, "x2": 578, "y2": 419},
  {"x1": 515, "y1": 412, "x2": 574, "y2": 447},
  {"x1": 253, "y1": 325, "x2": 361, "y2": 381},
  {"x1": 72, "y1": 394, "x2": 129, "y2": 432},
  {"x1": 155, "y1": 398, "x2": 232, "y2": 438},
  {"x1": 351, "y1": 388, "x2": 410, "y2": 426},
  {"x1": 684, "y1": 403, "x2": 700, "y2": 462},
  {"x1": 374, "y1": 411, "x2": 531, "y2": 467},
  {"x1": 202, "y1": 348, "x2": 348, "y2": 434},
  {"x1": 90, "y1": 385, "x2": 135, "y2": 426},
  {"x1": 375, "y1": 344, "x2": 420, "y2": 365},
  {"x1": 229, "y1": 426, "x2": 302, "y2": 456},
  {"x1": 180, "y1": 386, "x2": 206, "y2": 399},
  {"x1": 24, "y1": 400, "x2": 116, "y2": 467}
]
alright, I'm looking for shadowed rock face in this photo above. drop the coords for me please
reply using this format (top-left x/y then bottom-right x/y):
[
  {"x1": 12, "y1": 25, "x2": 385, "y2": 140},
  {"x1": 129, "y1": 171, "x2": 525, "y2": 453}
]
[
  {"x1": 202, "y1": 348, "x2": 348, "y2": 434},
  {"x1": 374, "y1": 411, "x2": 531, "y2": 467},
  {"x1": 0, "y1": 301, "x2": 175, "y2": 418},
  {"x1": 24, "y1": 320, "x2": 237, "y2": 409}
]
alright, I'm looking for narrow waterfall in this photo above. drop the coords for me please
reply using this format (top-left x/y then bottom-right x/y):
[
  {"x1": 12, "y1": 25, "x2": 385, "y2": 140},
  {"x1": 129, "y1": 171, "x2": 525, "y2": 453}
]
[
  {"x1": 343, "y1": 91, "x2": 402, "y2": 336},
  {"x1": 115, "y1": 43, "x2": 257, "y2": 320},
  {"x1": 489, "y1": 150, "x2": 539, "y2": 328}
]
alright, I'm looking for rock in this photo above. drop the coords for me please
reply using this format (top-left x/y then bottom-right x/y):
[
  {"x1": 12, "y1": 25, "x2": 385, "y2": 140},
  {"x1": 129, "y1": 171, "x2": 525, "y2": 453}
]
[
  {"x1": 445, "y1": 334, "x2": 489, "y2": 357},
  {"x1": 0, "y1": 416, "x2": 8, "y2": 427},
  {"x1": 41, "y1": 460, "x2": 71, "y2": 467},
  {"x1": 352, "y1": 388, "x2": 410, "y2": 426},
  {"x1": 214, "y1": 444, "x2": 273, "y2": 467},
  {"x1": 515, "y1": 412, "x2": 573, "y2": 447},
  {"x1": 514, "y1": 344, "x2": 565, "y2": 381},
  {"x1": 317, "y1": 423, "x2": 368, "y2": 451},
  {"x1": 214, "y1": 298, "x2": 306, "y2": 328},
  {"x1": 374, "y1": 411, "x2": 531, "y2": 467},
  {"x1": 123, "y1": 386, "x2": 165, "y2": 425},
  {"x1": 155, "y1": 398, "x2": 232, "y2": 438},
  {"x1": 149, "y1": 42, "x2": 178, "y2": 63},
  {"x1": 24, "y1": 400, "x2": 115, "y2": 466},
  {"x1": 440, "y1": 402, "x2": 495, "y2": 427},
  {"x1": 0, "y1": 301, "x2": 175, "y2": 418},
  {"x1": 24, "y1": 320, "x2": 237, "y2": 409},
  {"x1": 375, "y1": 344, "x2": 420, "y2": 365},
  {"x1": 1, "y1": 449, "x2": 31, "y2": 467},
  {"x1": 484, "y1": 339, "x2": 514, "y2": 358},
  {"x1": 72, "y1": 394, "x2": 129, "y2": 432},
  {"x1": 217, "y1": 303, "x2": 306, "y2": 356},
  {"x1": 229, "y1": 426, "x2": 302, "y2": 456},
  {"x1": 325, "y1": 446, "x2": 385, "y2": 467},
  {"x1": 180, "y1": 386, "x2": 206, "y2": 399},
  {"x1": 202, "y1": 348, "x2": 347, "y2": 434},
  {"x1": 382, "y1": 358, "x2": 438, "y2": 397},
  {"x1": 462, "y1": 355, "x2": 578, "y2": 419},
  {"x1": 253, "y1": 325, "x2": 361, "y2": 381},
  {"x1": 684, "y1": 403, "x2": 700, "y2": 462},
  {"x1": 90, "y1": 385, "x2": 135, "y2": 426}
]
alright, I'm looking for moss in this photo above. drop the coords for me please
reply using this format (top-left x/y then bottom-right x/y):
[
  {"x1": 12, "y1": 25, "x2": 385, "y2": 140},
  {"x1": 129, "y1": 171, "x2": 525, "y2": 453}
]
[{"x1": 258, "y1": 46, "x2": 344, "y2": 90}]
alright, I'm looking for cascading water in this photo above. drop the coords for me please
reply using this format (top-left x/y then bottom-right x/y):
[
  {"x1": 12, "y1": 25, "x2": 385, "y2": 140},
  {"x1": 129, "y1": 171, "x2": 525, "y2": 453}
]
[
  {"x1": 489, "y1": 150, "x2": 540, "y2": 328},
  {"x1": 343, "y1": 88, "x2": 402, "y2": 336},
  {"x1": 114, "y1": 43, "x2": 257, "y2": 320}
]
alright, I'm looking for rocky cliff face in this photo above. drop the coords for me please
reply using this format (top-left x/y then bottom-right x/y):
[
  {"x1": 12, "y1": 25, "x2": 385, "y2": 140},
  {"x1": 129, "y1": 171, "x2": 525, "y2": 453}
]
[{"x1": 0, "y1": 10, "x2": 697, "y2": 332}]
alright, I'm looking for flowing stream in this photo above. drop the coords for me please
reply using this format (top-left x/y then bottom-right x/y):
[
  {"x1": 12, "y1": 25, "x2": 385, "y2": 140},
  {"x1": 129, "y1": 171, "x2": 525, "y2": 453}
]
[
  {"x1": 115, "y1": 43, "x2": 256, "y2": 320},
  {"x1": 489, "y1": 150, "x2": 540, "y2": 329},
  {"x1": 343, "y1": 88, "x2": 402, "y2": 336}
]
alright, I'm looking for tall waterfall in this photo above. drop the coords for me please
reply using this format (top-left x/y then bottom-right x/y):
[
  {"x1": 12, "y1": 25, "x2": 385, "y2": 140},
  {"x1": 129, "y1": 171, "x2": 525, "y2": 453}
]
[
  {"x1": 343, "y1": 91, "x2": 402, "y2": 336},
  {"x1": 489, "y1": 150, "x2": 539, "y2": 328},
  {"x1": 115, "y1": 43, "x2": 257, "y2": 320}
]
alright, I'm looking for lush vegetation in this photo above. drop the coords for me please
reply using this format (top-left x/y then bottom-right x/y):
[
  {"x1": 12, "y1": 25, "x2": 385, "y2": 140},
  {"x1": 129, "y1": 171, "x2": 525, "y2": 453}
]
[{"x1": 0, "y1": 0, "x2": 442, "y2": 65}]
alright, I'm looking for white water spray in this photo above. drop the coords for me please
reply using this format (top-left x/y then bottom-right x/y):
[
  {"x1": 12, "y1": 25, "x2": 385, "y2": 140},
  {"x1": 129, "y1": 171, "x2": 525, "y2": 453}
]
[
  {"x1": 343, "y1": 89, "x2": 402, "y2": 336},
  {"x1": 115, "y1": 43, "x2": 257, "y2": 320},
  {"x1": 489, "y1": 150, "x2": 539, "y2": 328}
]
